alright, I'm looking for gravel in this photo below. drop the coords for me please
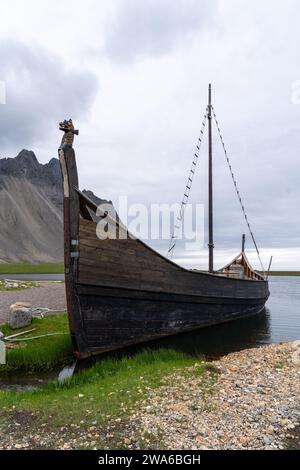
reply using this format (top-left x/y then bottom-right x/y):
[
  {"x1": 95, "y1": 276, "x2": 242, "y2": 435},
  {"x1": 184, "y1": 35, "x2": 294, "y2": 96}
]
[
  {"x1": 125, "y1": 342, "x2": 300, "y2": 450},
  {"x1": 0, "y1": 282, "x2": 66, "y2": 324},
  {"x1": 0, "y1": 330, "x2": 299, "y2": 449}
]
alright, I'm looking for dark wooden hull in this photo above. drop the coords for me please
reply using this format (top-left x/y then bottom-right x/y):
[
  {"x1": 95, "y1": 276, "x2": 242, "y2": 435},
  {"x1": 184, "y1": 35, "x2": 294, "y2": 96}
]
[
  {"x1": 59, "y1": 145, "x2": 270, "y2": 359},
  {"x1": 76, "y1": 284, "x2": 267, "y2": 356}
]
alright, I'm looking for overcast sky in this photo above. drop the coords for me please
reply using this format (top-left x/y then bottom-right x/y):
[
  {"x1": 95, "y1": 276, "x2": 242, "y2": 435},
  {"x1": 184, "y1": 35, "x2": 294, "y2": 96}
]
[{"x1": 0, "y1": 0, "x2": 299, "y2": 270}]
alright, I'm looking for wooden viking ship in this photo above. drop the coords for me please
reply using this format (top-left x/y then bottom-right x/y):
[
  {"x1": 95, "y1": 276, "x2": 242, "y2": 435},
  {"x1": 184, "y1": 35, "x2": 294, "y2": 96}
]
[{"x1": 58, "y1": 86, "x2": 269, "y2": 359}]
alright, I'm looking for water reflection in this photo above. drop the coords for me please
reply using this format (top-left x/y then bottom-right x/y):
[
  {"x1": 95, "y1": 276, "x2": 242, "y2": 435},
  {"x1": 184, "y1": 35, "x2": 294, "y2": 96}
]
[
  {"x1": 124, "y1": 308, "x2": 271, "y2": 359},
  {"x1": 0, "y1": 371, "x2": 58, "y2": 392}
]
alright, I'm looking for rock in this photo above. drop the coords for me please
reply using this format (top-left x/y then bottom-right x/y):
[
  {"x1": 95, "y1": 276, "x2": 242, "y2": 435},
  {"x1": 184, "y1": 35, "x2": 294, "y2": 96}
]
[
  {"x1": 263, "y1": 436, "x2": 273, "y2": 445},
  {"x1": 10, "y1": 302, "x2": 31, "y2": 309},
  {"x1": 0, "y1": 331, "x2": 4, "y2": 340},
  {"x1": 287, "y1": 424, "x2": 295, "y2": 430},
  {"x1": 8, "y1": 303, "x2": 32, "y2": 329},
  {"x1": 280, "y1": 419, "x2": 289, "y2": 426}
]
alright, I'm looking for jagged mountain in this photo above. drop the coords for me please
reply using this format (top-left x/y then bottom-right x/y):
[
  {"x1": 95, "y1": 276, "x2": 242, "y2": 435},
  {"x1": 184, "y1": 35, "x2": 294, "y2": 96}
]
[{"x1": 0, "y1": 150, "x2": 108, "y2": 264}]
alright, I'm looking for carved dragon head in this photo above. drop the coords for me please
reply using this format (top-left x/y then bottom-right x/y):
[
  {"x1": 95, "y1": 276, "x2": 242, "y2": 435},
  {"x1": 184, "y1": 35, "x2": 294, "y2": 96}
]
[{"x1": 59, "y1": 119, "x2": 79, "y2": 148}]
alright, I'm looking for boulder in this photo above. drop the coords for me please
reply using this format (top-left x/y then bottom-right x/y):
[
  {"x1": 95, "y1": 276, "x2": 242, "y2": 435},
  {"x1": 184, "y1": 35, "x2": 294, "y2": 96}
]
[
  {"x1": 10, "y1": 302, "x2": 31, "y2": 310},
  {"x1": 8, "y1": 302, "x2": 32, "y2": 329}
]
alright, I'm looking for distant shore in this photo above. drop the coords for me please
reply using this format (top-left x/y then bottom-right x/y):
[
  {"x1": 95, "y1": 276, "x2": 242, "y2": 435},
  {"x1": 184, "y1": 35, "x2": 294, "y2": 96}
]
[
  {"x1": 267, "y1": 272, "x2": 300, "y2": 276},
  {"x1": 0, "y1": 263, "x2": 64, "y2": 275},
  {"x1": 0, "y1": 263, "x2": 299, "y2": 277}
]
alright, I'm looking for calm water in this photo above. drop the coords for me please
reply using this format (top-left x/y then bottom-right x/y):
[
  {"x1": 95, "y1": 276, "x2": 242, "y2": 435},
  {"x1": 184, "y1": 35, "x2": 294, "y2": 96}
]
[{"x1": 0, "y1": 274, "x2": 64, "y2": 281}]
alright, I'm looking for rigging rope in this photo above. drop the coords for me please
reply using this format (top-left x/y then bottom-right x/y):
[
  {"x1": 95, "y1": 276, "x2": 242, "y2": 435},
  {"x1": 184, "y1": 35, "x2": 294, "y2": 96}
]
[
  {"x1": 168, "y1": 108, "x2": 208, "y2": 259},
  {"x1": 211, "y1": 106, "x2": 266, "y2": 274}
]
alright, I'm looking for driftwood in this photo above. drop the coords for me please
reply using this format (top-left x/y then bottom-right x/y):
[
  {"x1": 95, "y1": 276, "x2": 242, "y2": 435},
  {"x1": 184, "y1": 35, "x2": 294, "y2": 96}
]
[
  {"x1": 4, "y1": 328, "x2": 37, "y2": 340},
  {"x1": 5, "y1": 332, "x2": 67, "y2": 342}
]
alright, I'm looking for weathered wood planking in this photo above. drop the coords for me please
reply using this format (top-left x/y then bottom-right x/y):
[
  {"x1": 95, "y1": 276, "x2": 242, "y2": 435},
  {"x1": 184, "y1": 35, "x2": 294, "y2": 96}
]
[
  {"x1": 77, "y1": 291, "x2": 266, "y2": 354},
  {"x1": 78, "y1": 219, "x2": 268, "y2": 300},
  {"x1": 59, "y1": 145, "x2": 88, "y2": 354}
]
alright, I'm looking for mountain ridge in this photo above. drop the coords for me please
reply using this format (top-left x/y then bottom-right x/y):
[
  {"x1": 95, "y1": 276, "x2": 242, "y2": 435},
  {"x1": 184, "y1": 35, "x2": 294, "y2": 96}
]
[{"x1": 0, "y1": 150, "x2": 107, "y2": 264}]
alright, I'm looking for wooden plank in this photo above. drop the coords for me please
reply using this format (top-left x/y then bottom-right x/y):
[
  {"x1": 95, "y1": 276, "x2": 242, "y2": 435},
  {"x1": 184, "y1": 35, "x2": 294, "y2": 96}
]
[
  {"x1": 78, "y1": 255, "x2": 171, "y2": 277},
  {"x1": 79, "y1": 218, "x2": 185, "y2": 273},
  {"x1": 79, "y1": 197, "x2": 94, "y2": 221},
  {"x1": 78, "y1": 262, "x2": 268, "y2": 298},
  {"x1": 59, "y1": 145, "x2": 89, "y2": 356},
  {"x1": 76, "y1": 283, "x2": 269, "y2": 304}
]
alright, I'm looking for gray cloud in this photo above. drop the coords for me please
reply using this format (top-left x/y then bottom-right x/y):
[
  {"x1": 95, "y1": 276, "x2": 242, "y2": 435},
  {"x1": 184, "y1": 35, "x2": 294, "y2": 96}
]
[
  {"x1": 0, "y1": 39, "x2": 98, "y2": 150},
  {"x1": 103, "y1": 0, "x2": 216, "y2": 62},
  {"x1": 0, "y1": 1, "x2": 299, "y2": 270}
]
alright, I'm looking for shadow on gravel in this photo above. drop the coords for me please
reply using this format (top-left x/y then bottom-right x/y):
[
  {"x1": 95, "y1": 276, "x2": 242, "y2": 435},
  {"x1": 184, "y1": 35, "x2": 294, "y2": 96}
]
[{"x1": 285, "y1": 424, "x2": 300, "y2": 450}]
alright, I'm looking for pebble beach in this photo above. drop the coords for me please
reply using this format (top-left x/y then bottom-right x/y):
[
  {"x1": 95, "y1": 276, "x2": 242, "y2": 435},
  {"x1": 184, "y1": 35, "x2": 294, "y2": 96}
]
[
  {"x1": 126, "y1": 342, "x2": 300, "y2": 450},
  {"x1": 0, "y1": 341, "x2": 299, "y2": 449}
]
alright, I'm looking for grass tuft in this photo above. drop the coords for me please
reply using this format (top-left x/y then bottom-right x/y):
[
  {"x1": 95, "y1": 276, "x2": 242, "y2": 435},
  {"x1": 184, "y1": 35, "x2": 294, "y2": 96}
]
[{"x1": 0, "y1": 315, "x2": 72, "y2": 374}]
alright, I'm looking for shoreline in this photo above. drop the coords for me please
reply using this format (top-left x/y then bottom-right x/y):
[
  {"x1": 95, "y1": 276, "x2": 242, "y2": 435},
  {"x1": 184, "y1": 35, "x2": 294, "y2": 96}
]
[
  {"x1": 125, "y1": 342, "x2": 300, "y2": 450},
  {"x1": 0, "y1": 341, "x2": 299, "y2": 450}
]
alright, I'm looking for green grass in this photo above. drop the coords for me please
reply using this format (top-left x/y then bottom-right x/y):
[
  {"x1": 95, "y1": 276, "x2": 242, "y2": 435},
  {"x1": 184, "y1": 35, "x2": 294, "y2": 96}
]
[
  {"x1": 0, "y1": 315, "x2": 72, "y2": 373},
  {"x1": 273, "y1": 361, "x2": 286, "y2": 370},
  {"x1": 0, "y1": 262, "x2": 64, "y2": 274},
  {"x1": 0, "y1": 349, "x2": 206, "y2": 449},
  {"x1": 0, "y1": 315, "x2": 211, "y2": 449}
]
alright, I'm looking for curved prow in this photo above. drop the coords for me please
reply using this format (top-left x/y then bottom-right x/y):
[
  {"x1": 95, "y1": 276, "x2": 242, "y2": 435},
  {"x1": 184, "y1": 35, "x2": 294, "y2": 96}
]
[{"x1": 58, "y1": 119, "x2": 89, "y2": 356}]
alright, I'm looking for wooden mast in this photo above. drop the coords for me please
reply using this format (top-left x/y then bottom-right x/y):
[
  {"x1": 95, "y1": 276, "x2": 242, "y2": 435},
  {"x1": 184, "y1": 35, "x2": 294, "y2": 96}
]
[
  {"x1": 242, "y1": 234, "x2": 246, "y2": 252},
  {"x1": 208, "y1": 84, "x2": 214, "y2": 273}
]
